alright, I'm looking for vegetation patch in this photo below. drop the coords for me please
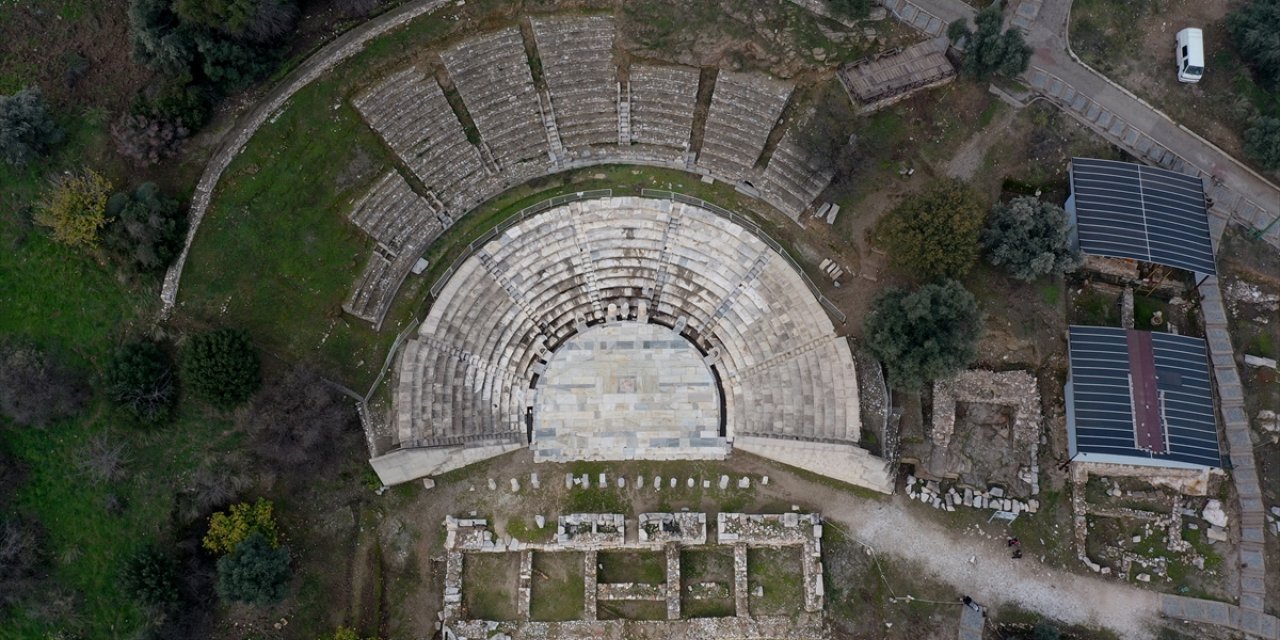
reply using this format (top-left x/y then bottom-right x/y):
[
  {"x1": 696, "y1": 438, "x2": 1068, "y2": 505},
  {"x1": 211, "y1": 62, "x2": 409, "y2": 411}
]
[
  {"x1": 680, "y1": 547, "x2": 736, "y2": 618},
  {"x1": 530, "y1": 552, "x2": 585, "y2": 621},
  {"x1": 747, "y1": 546, "x2": 804, "y2": 616},
  {"x1": 598, "y1": 550, "x2": 666, "y2": 584},
  {"x1": 462, "y1": 552, "x2": 521, "y2": 621}
]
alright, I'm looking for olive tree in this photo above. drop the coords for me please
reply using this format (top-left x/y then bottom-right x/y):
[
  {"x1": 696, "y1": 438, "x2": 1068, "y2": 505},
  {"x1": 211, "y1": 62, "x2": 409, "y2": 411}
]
[
  {"x1": 863, "y1": 280, "x2": 983, "y2": 389},
  {"x1": 982, "y1": 196, "x2": 1081, "y2": 281}
]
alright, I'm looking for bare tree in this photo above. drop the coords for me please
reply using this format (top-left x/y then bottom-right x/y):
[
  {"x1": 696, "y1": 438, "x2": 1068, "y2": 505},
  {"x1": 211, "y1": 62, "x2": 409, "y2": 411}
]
[
  {"x1": 0, "y1": 518, "x2": 42, "y2": 607},
  {"x1": 0, "y1": 341, "x2": 89, "y2": 427},
  {"x1": 242, "y1": 366, "x2": 359, "y2": 472},
  {"x1": 75, "y1": 433, "x2": 130, "y2": 485}
]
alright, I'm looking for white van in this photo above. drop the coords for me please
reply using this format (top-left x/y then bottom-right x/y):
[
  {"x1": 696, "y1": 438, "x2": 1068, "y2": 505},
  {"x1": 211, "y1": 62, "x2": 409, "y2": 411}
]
[{"x1": 1176, "y1": 28, "x2": 1204, "y2": 83}]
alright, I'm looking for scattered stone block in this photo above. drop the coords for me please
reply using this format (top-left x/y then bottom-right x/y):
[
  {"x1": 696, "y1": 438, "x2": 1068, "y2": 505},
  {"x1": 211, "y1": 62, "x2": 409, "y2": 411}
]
[
  {"x1": 535, "y1": 515, "x2": 545, "y2": 529},
  {"x1": 510, "y1": 478, "x2": 520, "y2": 492},
  {"x1": 738, "y1": 477, "x2": 750, "y2": 489},
  {"x1": 422, "y1": 478, "x2": 436, "y2": 490},
  {"x1": 618, "y1": 477, "x2": 626, "y2": 488},
  {"x1": 762, "y1": 476, "x2": 769, "y2": 485},
  {"x1": 530, "y1": 473, "x2": 540, "y2": 489},
  {"x1": 488, "y1": 478, "x2": 497, "y2": 491},
  {"x1": 720, "y1": 475, "x2": 730, "y2": 490},
  {"x1": 1202, "y1": 500, "x2": 1228, "y2": 528},
  {"x1": 566, "y1": 473, "x2": 574, "y2": 489}
]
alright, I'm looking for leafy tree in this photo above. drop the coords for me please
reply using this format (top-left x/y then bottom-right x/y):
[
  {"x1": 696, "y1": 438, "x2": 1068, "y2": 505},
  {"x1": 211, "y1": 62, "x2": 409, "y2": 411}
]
[
  {"x1": 195, "y1": 34, "x2": 278, "y2": 93},
  {"x1": 0, "y1": 87, "x2": 63, "y2": 166},
  {"x1": 214, "y1": 532, "x2": 291, "y2": 605},
  {"x1": 0, "y1": 341, "x2": 89, "y2": 427},
  {"x1": 203, "y1": 498, "x2": 280, "y2": 555},
  {"x1": 949, "y1": 6, "x2": 1032, "y2": 80},
  {"x1": 180, "y1": 328, "x2": 261, "y2": 408},
  {"x1": 982, "y1": 196, "x2": 1081, "y2": 281},
  {"x1": 875, "y1": 179, "x2": 987, "y2": 280},
  {"x1": 1244, "y1": 116, "x2": 1280, "y2": 170},
  {"x1": 113, "y1": 113, "x2": 190, "y2": 165},
  {"x1": 103, "y1": 182, "x2": 188, "y2": 274},
  {"x1": 1227, "y1": 0, "x2": 1280, "y2": 89},
  {"x1": 863, "y1": 280, "x2": 982, "y2": 389},
  {"x1": 34, "y1": 169, "x2": 113, "y2": 249},
  {"x1": 129, "y1": 0, "x2": 200, "y2": 75},
  {"x1": 122, "y1": 545, "x2": 179, "y2": 606},
  {"x1": 174, "y1": 0, "x2": 298, "y2": 43},
  {"x1": 105, "y1": 340, "x2": 178, "y2": 424}
]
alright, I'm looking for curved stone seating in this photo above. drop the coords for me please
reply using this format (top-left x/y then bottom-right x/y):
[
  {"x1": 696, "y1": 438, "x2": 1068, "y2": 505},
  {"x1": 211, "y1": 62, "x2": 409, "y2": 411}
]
[
  {"x1": 758, "y1": 127, "x2": 834, "y2": 222},
  {"x1": 441, "y1": 28, "x2": 550, "y2": 170},
  {"x1": 387, "y1": 198, "x2": 874, "y2": 484},
  {"x1": 347, "y1": 171, "x2": 445, "y2": 256},
  {"x1": 696, "y1": 71, "x2": 793, "y2": 182},
  {"x1": 530, "y1": 15, "x2": 619, "y2": 152},
  {"x1": 629, "y1": 64, "x2": 699, "y2": 152},
  {"x1": 353, "y1": 69, "x2": 495, "y2": 216}
]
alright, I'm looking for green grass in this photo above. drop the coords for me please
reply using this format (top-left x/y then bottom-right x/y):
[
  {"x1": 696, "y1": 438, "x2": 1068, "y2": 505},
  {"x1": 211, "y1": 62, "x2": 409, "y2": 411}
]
[
  {"x1": 462, "y1": 553, "x2": 521, "y2": 620},
  {"x1": 1071, "y1": 287, "x2": 1120, "y2": 326},
  {"x1": 1039, "y1": 281, "x2": 1061, "y2": 306},
  {"x1": 505, "y1": 515, "x2": 554, "y2": 543},
  {"x1": 598, "y1": 551, "x2": 666, "y2": 584},
  {"x1": 679, "y1": 547, "x2": 736, "y2": 617},
  {"x1": 176, "y1": 74, "x2": 397, "y2": 389},
  {"x1": 530, "y1": 552, "x2": 585, "y2": 621},
  {"x1": 2, "y1": 408, "x2": 240, "y2": 638},
  {"x1": 1133, "y1": 295, "x2": 1171, "y2": 332},
  {"x1": 747, "y1": 546, "x2": 804, "y2": 616}
]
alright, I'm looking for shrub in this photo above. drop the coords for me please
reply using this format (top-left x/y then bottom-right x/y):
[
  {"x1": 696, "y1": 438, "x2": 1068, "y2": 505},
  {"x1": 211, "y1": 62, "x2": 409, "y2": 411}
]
[
  {"x1": 0, "y1": 342, "x2": 90, "y2": 427},
  {"x1": 982, "y1": 196, "x2": 1081, "y2": 281},
  {"x1": 103, "y1": 182, "x2": 188, "y2": 274},
  {"x1": 180, "y1": 328, "x2": 261, "y2": 408},
  {"x1": 863, "y1": 280, "x2": 982, "y2": 389},
  {"x1": 34, "y1": 168, "x2": 113, "y2": 249},
  {"x1": 112, "y1": 113, "x2": 190, "y2": 165},
  {"x1": 214, "y1": 532, "x2": 291, "y2": 605},
  {"x1": 1243, "y1": 116, "x2": 1280, "y2": 170},
  {"x1": 827, "y1": 0, "x2": 870, "y2": 20},
  {"x1": 0, "y1": 87, "x2": 63, "y2": 167},
  {"x1": 875, "y1": 180, "x2": 987, "y2": 280},
  {"x1": 334, "y1": 0, "x2": 384, "y2": 17},
  {"x1": 105, "y1": 340, "x2": 178, "y2": 423},
  {"x1": 950, "y1": 6, "x2": 1032, "y2": 80},
  {"x1": 1227, "y1": 0, "x2": 1280, "y2": 89},
  {"x1": 203, "y1": 498, "x2": 279, "y2": 555},
  {"x1": 244, "y1": 366, "x2": 358, "y2": 470},
  {"x1": 122, "y1": 545, "x2": 180, "y2": 606}
]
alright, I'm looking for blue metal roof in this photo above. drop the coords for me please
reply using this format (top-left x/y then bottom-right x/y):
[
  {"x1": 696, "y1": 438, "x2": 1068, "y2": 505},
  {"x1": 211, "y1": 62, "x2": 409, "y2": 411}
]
[
  {"x1": 1066, "y1": 325, "x2": 1221, "y2": 469},
  {"x1": 1069, "y1": 157, "x2": 1216, "y2": 275}
]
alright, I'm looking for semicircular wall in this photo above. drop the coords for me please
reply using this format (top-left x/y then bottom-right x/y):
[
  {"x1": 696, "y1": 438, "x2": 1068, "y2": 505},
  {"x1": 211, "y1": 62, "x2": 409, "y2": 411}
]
[{"x1": 374, "y1": 196, "x2": 893, "y2": 494}]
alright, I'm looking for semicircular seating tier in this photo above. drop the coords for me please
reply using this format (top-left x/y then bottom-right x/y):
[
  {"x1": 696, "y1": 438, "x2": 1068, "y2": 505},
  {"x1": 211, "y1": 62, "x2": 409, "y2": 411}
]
[
  {"x1": 342, "y1": 15, "x2": 838, "y2": 327},
  {"x1": 370, "y1": 197, "x2": 892, "y2": 495}
]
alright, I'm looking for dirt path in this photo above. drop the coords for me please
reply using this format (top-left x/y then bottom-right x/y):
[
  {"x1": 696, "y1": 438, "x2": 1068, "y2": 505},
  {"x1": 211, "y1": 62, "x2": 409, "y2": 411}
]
[
  {"x1": 944, "y1": 105, "x2": 1018, "y2": 180},
  {"x1": 740, "y1": 458, "x2": 1164, "y2": 639}
]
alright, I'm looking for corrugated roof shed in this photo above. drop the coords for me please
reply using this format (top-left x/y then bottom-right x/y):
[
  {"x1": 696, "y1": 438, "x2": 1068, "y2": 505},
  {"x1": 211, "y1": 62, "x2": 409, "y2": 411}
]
[
  {"x1": 1066, "y1": 325, "x2": 1221, "y2": 469},
  {"x1": 1069, "y1": 157, "x2": 1216, "y2": 275}
]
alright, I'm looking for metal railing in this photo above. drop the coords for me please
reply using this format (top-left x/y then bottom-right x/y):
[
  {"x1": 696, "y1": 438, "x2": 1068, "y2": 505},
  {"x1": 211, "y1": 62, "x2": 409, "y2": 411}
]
[
  {"x1": 641, "y1": 189, "x2": 848, "y2": 325},
  {"x1": 428, "y1": 189, "x2": 614, "y2": 298}
]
